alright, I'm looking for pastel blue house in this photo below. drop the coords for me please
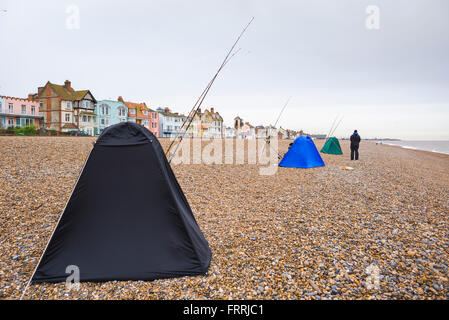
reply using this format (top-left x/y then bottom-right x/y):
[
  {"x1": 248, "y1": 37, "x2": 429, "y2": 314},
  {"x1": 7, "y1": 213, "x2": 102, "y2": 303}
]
[
  {"x1": 94, "y1": 100, "x2": 128, "y2": 135},
  {"x1": 0, "y1": 96, "x2": 5, "y2": 128}
]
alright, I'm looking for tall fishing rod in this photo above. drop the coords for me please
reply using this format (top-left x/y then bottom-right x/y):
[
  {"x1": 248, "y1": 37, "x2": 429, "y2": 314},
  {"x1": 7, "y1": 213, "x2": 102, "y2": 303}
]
[
  {"x1": 260, "y1": 96, "x2": 292, "y2": 158},
  {"x1": 273, "y1": 96, "x2": 292, "y2": 129},
  {"x1": 329, "y1": 115, "x2": 344, "y2": 138},
  {"x1": 166, "y1": 47, "x2": 241, "y2": 153},
  {"x1": 166, "y1": 17, "x2": 254, "y2": 162},
  {"x1": 325, "y1": 114, "x2": 339, "y2": 141}
]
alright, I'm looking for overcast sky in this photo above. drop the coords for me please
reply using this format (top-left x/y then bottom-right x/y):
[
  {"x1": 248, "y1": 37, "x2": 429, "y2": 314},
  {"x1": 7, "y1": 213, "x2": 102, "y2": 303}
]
[{"x1": 1, "y1": 0, "x2": 448, "y2": 139}]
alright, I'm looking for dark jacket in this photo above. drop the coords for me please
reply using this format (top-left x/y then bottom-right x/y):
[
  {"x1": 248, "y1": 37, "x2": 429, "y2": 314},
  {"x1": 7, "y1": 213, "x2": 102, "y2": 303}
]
[{"x1": 350, "y1": 133, "x2": 361, "y2": 147}]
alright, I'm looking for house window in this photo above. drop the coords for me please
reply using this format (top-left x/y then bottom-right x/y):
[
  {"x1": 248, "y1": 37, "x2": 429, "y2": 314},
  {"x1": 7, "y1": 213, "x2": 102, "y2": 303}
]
[
  {"x1": 39, "y1": 101, "x2": 43, "y2": 109},
  {"x1": 118, "y1": 107, "x2": 126, "y2": 117},
  {"x1": 100, "y1": 104, "x2": 110, "y2": 115},
  {"x1": 101, "y1": 118, "x2": 105, "y2": 125},
  {"x1": 83, "y1": 115, "x2": 87, "y2": 122},
  {"x1": 22, "y1": 105, "x2": 26, "y2": 114},
  {"x1": 83, "y1": 101, "x2": 90, "y2": 108},
  {"x1": 130, "y1": 109, "x2": 136, "y2": 114},
  {"x1": 66, "y1": 101, "x2": 71, "y2": 109},
  {"x1": 65, "y1": 114, "x2": 71, "y2": 122},
  {"x1": 8, "y1": 118, "x2": 14, "y2": 126},
  {"x1": 143, "y1": 110, "x2": 148, "y2": 116},
  {"x1": 31, "y1": 106, "x2": 35, "y2": 115},
  {"x1": 16, "y1": 118, "x2": 20, "y2": 126},
  {"x1": 8, "y1": 103, "x2": 13, "y2": 113}
]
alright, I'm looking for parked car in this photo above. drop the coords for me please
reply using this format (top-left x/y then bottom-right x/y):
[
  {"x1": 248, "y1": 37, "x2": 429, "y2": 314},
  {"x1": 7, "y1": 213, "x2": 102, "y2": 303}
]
[{"x1": 68, "y1": 130, "x2": 90, "y2": 136}]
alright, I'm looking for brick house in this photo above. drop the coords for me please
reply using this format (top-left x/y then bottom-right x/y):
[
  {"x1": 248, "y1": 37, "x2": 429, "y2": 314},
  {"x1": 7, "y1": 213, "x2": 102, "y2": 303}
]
[{"x1": 34, "y1": 80, "x2": 97, "y2": 135}]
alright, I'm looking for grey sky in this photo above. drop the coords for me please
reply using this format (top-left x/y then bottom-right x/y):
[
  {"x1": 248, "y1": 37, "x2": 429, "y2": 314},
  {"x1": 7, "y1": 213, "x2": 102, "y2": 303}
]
[{"x1": 1, "y1": 0, "x2": 448, "y2": 139}]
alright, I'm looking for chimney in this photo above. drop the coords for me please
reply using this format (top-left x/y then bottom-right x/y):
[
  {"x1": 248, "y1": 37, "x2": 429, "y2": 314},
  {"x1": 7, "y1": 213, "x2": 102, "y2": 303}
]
[
  {"x1": 28, "y1": 94, "x2": 34, "y2": 100},
  {"x1": 165, "y1": 107, "x2": 169, "y2": 112},
  {"x1": 211, "y1": 107, "x2": 214, "y2": 113},
  {"x1": 118, "y1": 96, "x2": 124, "y2": 102},
  {"x1": 64, "y1": 80, "x2": 71, "y2": 91}
]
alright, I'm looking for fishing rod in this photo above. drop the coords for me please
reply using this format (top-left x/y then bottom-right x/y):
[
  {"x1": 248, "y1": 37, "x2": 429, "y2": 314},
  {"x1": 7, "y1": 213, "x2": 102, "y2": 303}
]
[
  {"x1": 329, "y1": 115, "x2": 344, "y2": 138},
  {"x1": 260, "y1": 96, "x2": 292, "y2": 157},
  {"x1": 166, "y1": 47, "x2": 242, "y2": 152},
  {"x1": 166, "y1": 17, "x2": 254, "y2": 162},
  {"x1": 273, "y1": 96, "x2": 292, "y2": 128},
  {"x1": 325, "y1": 114, "x2": 339, "y2": 141}
]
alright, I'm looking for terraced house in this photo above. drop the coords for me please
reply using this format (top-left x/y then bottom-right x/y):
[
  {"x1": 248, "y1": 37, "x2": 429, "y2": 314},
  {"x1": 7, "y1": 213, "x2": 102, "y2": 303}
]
[
  {"x1": 94, "y1": 99, "x2": 128, "y2": 135},
  {"x1": 0, "y1": 96, "x2": 5, "y2": 128},
  {"x1": 188, "y1": 107, "x2": 223, "y2": 138},
  {"x1": 157, "y1": 107, "x2": 186, "y2": 138},
  {"x1": 34, "y1": 80, "x2": 97, "y2": 135},
  {"x1": 0, "y1": 95, "x2": 42, "y2": 129},
  {"x1": 118, "y1": 96, "x2": 159, "y2": 136}
]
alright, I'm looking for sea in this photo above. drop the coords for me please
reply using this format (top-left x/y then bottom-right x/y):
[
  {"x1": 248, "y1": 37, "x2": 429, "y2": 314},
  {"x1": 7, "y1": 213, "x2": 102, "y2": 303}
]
[{"x1": 381, "y1": 140, "x2": 449, "y2": 155}]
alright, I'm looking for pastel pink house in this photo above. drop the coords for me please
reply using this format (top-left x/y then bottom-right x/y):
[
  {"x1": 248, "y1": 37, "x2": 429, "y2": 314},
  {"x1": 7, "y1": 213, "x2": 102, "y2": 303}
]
[{"x1": 0, "y1": 95, "x2": 43, "y2": 129}]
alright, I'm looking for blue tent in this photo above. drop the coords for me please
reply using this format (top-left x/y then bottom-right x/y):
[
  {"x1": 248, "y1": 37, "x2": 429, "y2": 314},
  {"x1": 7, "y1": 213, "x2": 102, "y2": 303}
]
[{"x1": 279, "y1": 136, "x2": 325, "y2": 168}]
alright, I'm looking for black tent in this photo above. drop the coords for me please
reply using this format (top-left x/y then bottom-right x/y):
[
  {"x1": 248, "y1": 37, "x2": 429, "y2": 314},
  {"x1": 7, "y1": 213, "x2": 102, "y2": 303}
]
[{"x1": 32, "y1": 122, "x2": 211, "y2": 282}]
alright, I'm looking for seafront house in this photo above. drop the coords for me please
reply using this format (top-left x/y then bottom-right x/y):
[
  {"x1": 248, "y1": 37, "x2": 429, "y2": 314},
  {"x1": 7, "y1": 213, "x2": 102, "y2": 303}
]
[
  {"x1": 255, "y1": 125, "x2": 267, "y2": 139},
  {"x1": 117, "y1": 96, "x2": 158, "y2": 135},
  {"x1": 240, "y1": 122, "x2": 256, "y2": 139},
  {"x1": 278, "y1": 127, "x2": 288, "y2": 140},
  {"x1": 148, "y1": 108, "x2": 159, "y2": 137},
  {"x1": 186, "y1": 107, "x2": 223, "y2": 138},
  {"x1": 224, "y1": 126, "x2": 236, "y2": 138},
  {"x1": 157, "y1": 107, "x2": 186, "y2": 138},
  {"x1": 94, "y1": 99, "x2": 128, "y2": 135},
  {"x1": 0, "y1": 95, "x2": 43, "y2": 129},
  {"x1": 0, "y1": 96, "x2": 5, "y2": 128},
  {"x1": 199, "y1": 108, "x2": 224, "y2": 138},
  {"x1": 33, "y1": 80, "x2": 97, "y2": 135}
]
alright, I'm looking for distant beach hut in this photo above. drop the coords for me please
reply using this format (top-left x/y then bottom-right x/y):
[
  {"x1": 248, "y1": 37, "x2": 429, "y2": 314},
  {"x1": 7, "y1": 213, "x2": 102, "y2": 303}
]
[
  {"x1": 320, "y1": 137, "x2": 343, "y2": 155},
  {"x1": 279, "y1": 135, "x2": 325, "y2": 168}
]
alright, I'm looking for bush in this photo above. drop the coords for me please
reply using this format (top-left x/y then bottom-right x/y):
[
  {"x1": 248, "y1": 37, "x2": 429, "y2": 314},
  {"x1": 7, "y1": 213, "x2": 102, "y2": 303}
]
[{"x1": 14, "y1": 125, "x2": 38, "y2": 136}]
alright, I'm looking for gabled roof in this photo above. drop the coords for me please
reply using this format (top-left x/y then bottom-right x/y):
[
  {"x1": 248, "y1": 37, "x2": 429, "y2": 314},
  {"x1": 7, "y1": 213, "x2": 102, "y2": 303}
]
[
  {"x1": 39, "y1": 81, "x2": 96, "y2": 103},
  {"x1": 118, "y1": 96, "x2": 152, "y2": 118}
]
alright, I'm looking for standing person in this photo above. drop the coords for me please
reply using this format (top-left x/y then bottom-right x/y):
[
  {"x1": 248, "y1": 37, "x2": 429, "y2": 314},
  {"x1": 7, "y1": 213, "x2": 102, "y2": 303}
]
[{"x1": 350, "y1": 130, "x2": 361, "y2": 160}]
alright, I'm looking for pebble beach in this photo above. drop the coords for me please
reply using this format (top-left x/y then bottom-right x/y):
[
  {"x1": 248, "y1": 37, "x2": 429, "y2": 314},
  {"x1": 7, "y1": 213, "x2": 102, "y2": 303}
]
[{"x1": 1, "y1": 136, "x2": 448, "y2": 300}]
